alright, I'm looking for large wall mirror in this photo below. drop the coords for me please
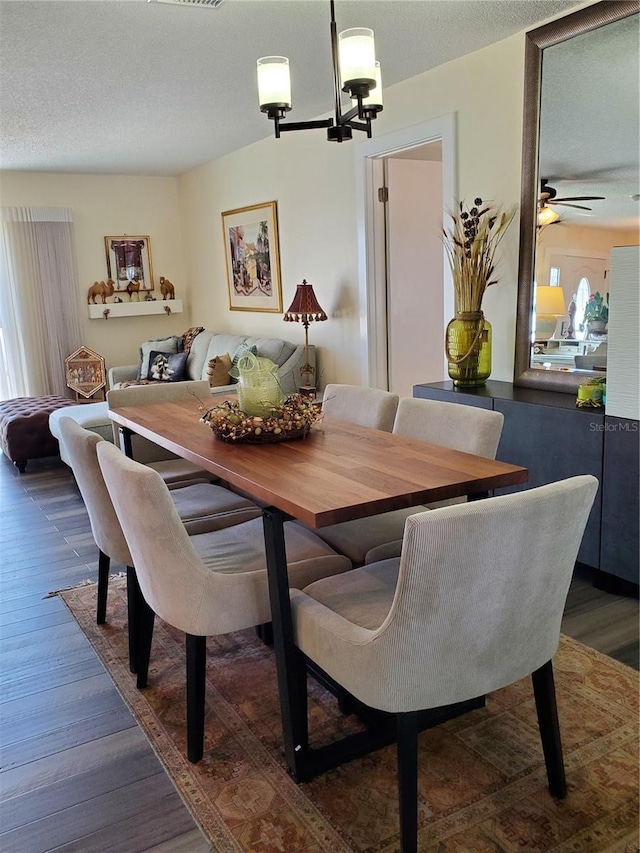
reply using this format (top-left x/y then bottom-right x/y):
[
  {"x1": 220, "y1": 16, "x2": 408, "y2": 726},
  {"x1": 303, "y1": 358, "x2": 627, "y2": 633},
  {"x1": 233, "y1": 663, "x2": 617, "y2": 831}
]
[{"x1": 514, "y1": 0, "x2": 640, "y2": 393}]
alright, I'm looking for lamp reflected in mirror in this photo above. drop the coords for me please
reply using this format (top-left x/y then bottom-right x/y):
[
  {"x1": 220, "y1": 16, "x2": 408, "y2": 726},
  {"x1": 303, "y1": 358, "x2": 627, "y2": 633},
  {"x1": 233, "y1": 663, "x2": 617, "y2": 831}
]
[
  {"x1": 537, "y1": 206, "x2": 560, "y2": 228},
  {"x1": 534, "y1": 285, "x2": 566, "y2": 341}
]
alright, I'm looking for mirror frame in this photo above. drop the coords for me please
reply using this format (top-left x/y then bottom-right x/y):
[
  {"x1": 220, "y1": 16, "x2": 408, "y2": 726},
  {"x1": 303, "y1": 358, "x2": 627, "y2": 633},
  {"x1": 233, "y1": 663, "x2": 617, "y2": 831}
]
[{"x1": 514, "y1": 0, "x2": 640, "y2": 393}]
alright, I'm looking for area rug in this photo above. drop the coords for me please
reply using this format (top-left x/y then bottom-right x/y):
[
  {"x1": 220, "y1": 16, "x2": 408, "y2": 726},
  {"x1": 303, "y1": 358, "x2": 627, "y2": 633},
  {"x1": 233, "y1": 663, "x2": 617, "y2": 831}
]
[{"x1": 60, "y1": 579, "x2": 639, "y2": 853}]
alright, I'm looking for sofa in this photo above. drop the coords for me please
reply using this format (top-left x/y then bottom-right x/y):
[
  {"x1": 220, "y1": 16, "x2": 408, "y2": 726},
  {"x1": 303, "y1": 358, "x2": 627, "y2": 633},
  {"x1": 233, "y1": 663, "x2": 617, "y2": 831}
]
[{"x1": 108, "y1": 329, "x2": 315, "y2": 397}]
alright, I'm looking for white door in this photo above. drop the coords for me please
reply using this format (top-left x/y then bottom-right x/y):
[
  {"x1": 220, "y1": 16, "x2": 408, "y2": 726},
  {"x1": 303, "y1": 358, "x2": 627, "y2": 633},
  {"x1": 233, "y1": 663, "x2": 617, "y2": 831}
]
[
  {"x1": 386, "y1": 149, "x2": 443, "y2": 397},
  {"x1": 355, "y1": 115, "x2": 456, "y2": 391}
]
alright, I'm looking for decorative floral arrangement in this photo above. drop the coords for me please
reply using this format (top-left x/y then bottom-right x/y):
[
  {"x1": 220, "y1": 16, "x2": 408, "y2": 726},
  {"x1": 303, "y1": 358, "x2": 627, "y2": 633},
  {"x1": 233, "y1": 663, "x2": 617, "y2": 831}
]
[
  {"x1": 580, "y1": 291, "x2": 609, "y2": 328},
  {"x1": 200, "y1": 394, "x2": 320, "y2": 443},
  {"x1": 443, "y1": 197, "x2": 516, "y2": 312}
]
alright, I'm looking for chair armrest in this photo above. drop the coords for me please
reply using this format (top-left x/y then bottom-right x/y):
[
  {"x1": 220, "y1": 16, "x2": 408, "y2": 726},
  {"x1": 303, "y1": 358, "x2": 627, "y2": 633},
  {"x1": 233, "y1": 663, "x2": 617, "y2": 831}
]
[
  {"x1": 290, "y1": 588, "x2": 375, "y2": 647},
  {"x1": 108, "y1": 364, "x2": 138, "y2": 388}
]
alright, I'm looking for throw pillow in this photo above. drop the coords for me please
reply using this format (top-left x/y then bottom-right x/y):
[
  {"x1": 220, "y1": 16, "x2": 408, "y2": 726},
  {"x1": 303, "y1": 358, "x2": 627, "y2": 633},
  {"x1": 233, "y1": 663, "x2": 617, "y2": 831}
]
[
  {"x1": 206, "y1": 353, "x2": 233, "y2": 388},
  {"x1": 230, "y1": 344, "x2": 258, "y2": 383},
  {"x1": 147, "y1": 350, "x2": 188, "y2": 382},
  {"x1": 137, "y1": 336, "x2": 181, "y2": 379},
  {"x1": 181, "y1": 326, "x2": 205, "y2": 354}
]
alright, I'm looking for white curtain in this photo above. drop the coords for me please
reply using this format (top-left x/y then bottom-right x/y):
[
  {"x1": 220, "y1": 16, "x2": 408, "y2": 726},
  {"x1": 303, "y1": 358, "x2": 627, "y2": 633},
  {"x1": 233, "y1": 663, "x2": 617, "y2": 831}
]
[{"x1": 0, "y1": 207, "x2": 83, "y2": 399}]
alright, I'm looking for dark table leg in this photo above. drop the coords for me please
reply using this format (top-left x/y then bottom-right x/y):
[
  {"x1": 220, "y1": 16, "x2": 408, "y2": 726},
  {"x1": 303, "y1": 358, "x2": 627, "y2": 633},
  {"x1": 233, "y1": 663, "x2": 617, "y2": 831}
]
[
  {"x1": 262, "y1": 507, "x2": 309, "y2": 781},
  {"x1": 119, "y1": 426, "x2": 133, "y2": 459}
]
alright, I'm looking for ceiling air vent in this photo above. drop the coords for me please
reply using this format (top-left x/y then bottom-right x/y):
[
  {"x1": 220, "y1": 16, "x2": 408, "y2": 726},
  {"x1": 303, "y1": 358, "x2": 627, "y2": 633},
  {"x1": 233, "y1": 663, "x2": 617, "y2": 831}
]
[{"x1": 148, "y1": 0, "x2": 225, "y2": 8}]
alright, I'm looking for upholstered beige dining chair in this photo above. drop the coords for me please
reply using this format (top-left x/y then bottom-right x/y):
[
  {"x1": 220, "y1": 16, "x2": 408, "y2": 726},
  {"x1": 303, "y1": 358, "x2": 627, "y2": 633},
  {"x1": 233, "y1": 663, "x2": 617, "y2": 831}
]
[
  {"x1": 107, "y1": 381, "x2": 216, "y2": 485},
  {"x1": 96, "y1": 440, "x2": 352, "y2": 764},
  {"x1": 321, "y1": 384, "x2": 399, "y2": 431},
  {"x1": 58, "y1": 417, "x2": 260, "y2": 652},
  {"x1": 291, "y1": 475, "x2": 598, "y2": 853},
  {"x1": 314, "y1": 396, "x2": 504, "y2": 565}
]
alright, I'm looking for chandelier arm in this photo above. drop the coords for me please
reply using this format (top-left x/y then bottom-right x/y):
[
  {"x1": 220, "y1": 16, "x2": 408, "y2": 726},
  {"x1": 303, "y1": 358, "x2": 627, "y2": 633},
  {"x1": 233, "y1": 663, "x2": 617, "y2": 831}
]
[
  {"x1": 346, "y1": 119, "x2": 371, "y2": 135},
  {"x1": 339, "y1": 104, "x2": 361, "y2": 125},
  {"x1": 277, "y1": 119, "x2": 334, "y2": 134}
]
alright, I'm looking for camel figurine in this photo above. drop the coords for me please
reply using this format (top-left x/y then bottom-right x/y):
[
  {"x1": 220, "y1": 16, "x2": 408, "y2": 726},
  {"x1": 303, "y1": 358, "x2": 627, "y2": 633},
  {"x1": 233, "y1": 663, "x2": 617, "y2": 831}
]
[
  {"x1": 87, "y1": 279, "x2": 115, "y2": 304},
  {"x1": 126, "y1": 280, "x2": 141, "y2": 301},
  {"x1": 159, "y1": 276, "x2": 176, "y2": 300}
]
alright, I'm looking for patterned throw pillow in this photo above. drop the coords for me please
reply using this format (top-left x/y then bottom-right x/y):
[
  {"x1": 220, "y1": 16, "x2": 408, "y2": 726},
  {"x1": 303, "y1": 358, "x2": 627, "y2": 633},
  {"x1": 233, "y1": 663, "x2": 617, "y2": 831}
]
[
  {"x1": 147, "y1": 351, "x2": 188, "y2": 382},
  {"x1": 207, "y1": 353, "x2": 233, "y2": 388},
  {"x1": 181, "y1": 326, "x2": 205, "y2": 354},
  {"x1": 137, "y1": 336, "x2": 181, "y2": 379}
]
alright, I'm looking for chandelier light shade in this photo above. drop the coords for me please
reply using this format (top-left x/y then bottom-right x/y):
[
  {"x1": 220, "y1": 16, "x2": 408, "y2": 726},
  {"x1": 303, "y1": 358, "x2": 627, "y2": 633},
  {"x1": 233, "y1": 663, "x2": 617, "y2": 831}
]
[
  {"x1": 356, "y1": 61, "x2": 383, "y2": 111},
  {"x1": 257, "y1": 56, "x2": 292, "y2": 112},
  {"x1": 257, "y1": 0, "x2": 383, "y2": 143},
  {"x1": 338, "y1": 28, "x2": 376, "y2": 92},
  {"x1": 283, "y1": 279, "x2": 328, "y2": 390}
]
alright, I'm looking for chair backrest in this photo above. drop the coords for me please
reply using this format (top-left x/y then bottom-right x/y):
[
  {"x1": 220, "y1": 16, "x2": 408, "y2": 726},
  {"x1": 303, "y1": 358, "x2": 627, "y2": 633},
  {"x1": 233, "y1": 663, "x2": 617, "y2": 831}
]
[
  {"x1": 322, "y1": 384, "x2": 399, "y2": 432},
  {"x1": 107, "y1": 380, "x2": 211, "y2": 463},
  {"x1": 336, "y1": 475, "x2": 598, "y2": 713},
  {"x1": 574, "y1": 355, "x2": 607, "y2": 370},
  {"x1": 57, "y1": 416, "x2": 131, "y2": 566},
  {"x1": 393, "y1": 397, "x2": 504, "y2": 459},
  {"x1": 96, "y1": 441, "x2": 223, "y2": 635}
]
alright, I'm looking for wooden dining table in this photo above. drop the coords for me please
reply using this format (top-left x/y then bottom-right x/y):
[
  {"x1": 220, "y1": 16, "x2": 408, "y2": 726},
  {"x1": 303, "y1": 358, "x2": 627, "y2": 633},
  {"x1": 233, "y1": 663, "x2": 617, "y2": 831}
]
[{"x1": 109, "y1": 396, "x2": 528, "y2": 782}]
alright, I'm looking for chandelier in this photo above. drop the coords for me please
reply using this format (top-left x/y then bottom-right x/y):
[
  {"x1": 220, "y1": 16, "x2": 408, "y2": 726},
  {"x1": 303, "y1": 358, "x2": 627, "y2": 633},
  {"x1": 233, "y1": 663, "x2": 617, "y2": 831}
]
[{"x1": 257, "y1": 0, "x2": 383, "y2": 143}]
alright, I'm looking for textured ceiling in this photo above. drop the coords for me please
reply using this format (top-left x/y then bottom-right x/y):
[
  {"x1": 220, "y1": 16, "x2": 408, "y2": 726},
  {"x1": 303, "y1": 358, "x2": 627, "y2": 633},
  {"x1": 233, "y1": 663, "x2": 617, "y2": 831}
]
[
  {"x1": 538, "y1": 12, "x2": 640, "y2": 230},
  {"x1": 1, "y1": 0, "x2": 579, "y2": 176}
]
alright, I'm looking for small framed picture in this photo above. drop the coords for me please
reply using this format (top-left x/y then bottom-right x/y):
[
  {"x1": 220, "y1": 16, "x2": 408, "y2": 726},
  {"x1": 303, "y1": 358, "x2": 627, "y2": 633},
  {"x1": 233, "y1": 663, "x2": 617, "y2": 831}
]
[
  {"x1": 65, "y1": 346, "x2": 106, "y2": 401},
  {"x1": 104, "y1": 235, "x2": 154, "y2": 293},
  {"x1": 221, "y1": 201, "x2": 283, "y2": 313}
]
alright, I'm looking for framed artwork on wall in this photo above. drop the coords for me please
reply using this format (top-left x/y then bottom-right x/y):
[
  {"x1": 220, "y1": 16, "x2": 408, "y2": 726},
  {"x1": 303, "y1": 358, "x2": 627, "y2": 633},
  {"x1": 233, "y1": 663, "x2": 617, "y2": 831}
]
[
  {"x1": 222, "y1": 201, "x2": 283, "y2": 312},
  {"x1": 104, "y1": 235, "x2": 154, "y2": 294},
  {"x1": 65, "y1": 346, "x2": 107, "y2": 401}
]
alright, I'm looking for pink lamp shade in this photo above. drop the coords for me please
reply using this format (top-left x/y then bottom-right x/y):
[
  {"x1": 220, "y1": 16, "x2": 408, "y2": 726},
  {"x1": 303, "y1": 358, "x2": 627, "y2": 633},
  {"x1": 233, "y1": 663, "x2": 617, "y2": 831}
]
[
  {"x1": 283, "y1": 280, "x2": 327, "y2": 392},
  {"x1": 283, "y1": 280, "x2": 327, "y2": 322}
]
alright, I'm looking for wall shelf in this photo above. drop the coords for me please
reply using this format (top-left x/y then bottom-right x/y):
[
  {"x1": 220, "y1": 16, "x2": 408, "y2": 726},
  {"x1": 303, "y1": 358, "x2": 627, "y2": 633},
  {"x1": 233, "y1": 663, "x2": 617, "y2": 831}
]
[{"x1": 88, "y1": 299, "x2": 183, "y2": 320}]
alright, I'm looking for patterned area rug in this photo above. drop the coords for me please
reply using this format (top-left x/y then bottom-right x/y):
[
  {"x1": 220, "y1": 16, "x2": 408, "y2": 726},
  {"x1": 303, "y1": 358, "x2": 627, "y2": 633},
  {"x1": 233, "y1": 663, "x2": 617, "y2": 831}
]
[{"x1": 61, "y1": 579, "x2": 639, "y2": 853}]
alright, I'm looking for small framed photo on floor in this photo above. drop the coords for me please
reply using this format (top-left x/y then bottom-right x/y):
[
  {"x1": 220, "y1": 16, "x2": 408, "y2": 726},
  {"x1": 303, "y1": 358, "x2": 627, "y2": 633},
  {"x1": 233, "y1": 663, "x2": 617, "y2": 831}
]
[{"x1": 222, "y1": 201, "x2": 283, "y2": 313}]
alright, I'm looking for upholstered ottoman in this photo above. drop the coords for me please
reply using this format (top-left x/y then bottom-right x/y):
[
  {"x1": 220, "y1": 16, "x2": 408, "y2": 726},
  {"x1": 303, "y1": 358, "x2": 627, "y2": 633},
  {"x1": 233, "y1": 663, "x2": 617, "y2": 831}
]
[
  {"x1": 49, "y1": 401, "x2": 114, "y2": 467},
  {"x1": 0, "y1": 396, "x2": 77, "y2": 472}
]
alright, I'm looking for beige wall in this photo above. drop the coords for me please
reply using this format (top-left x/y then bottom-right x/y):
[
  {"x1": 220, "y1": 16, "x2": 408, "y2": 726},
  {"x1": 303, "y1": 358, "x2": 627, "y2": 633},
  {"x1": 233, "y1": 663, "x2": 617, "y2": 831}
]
[
  {"x1": 178, "y1": 32, "x2": 525, "y2": 386},
  {"x1": 0, "y1": 172, "x2": 187, "y2": 370},
  {"x1": 178, "y1": 130, "x2": 361, "y2": 386}
]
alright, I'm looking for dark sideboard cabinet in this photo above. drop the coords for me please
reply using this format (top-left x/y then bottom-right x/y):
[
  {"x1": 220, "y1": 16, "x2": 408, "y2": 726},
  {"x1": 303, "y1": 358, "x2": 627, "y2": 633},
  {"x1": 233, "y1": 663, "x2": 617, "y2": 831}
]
[{"x1": 413, "y1": 381, "x2": 639, "y2": 590}]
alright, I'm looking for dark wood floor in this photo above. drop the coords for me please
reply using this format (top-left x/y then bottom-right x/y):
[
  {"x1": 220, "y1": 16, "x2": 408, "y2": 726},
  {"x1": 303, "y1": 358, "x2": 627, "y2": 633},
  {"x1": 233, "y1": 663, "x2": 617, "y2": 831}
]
[{"x1": 1, "y1": 454, "x2": 638, "y2": 852}]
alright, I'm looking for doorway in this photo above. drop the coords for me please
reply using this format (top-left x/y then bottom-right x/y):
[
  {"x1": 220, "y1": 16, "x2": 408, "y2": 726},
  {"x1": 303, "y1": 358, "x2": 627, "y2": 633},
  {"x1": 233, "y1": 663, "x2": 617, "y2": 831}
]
[{"x1": 355, "y1": 115, "x2": 457, "y2": 392}]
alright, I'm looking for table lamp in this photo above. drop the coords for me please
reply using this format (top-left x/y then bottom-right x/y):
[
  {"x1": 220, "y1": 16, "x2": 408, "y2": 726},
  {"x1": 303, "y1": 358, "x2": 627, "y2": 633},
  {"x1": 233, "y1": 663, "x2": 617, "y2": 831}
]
[
  {"x1": 534, "y1": 285, "x2": 566, "y2": 341},
  {"x1": 283, "y1": 279, "x2": 327, "y2": 396}
]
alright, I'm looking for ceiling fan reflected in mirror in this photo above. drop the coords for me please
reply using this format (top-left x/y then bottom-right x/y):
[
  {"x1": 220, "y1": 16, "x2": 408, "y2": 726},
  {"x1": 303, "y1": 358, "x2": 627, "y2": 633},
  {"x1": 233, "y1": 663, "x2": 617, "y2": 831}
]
[{"x1": 539, "y1": 179, "x2": 605, "y2": 211}]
